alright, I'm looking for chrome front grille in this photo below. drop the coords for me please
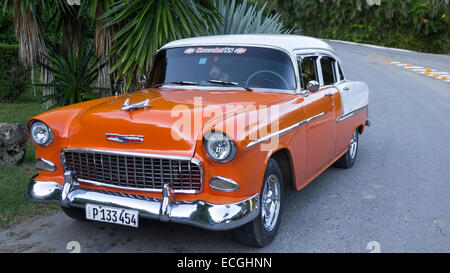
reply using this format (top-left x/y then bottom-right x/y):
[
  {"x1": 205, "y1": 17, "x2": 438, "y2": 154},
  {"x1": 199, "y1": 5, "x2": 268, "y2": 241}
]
[{"x1": 63, "y1": 150, "x2": 202, "y2": 193}]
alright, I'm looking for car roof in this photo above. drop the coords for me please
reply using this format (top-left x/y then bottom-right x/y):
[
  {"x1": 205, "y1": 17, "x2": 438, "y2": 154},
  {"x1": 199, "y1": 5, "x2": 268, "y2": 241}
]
[{"x1": 160, "y1": 34, "x2": 334, "y2": 53}]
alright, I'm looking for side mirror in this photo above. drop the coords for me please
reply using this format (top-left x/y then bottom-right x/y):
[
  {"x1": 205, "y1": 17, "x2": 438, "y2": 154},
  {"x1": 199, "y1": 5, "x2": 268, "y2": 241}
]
[{"x1": 307, "y1": 80, "x2": 319, "y2": 93}]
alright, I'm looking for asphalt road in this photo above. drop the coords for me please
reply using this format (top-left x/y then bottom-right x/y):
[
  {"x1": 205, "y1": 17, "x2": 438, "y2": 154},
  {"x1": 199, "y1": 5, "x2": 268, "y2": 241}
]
[{"x1": 1, "y1": 41, "x2": 449, "y2": 253}]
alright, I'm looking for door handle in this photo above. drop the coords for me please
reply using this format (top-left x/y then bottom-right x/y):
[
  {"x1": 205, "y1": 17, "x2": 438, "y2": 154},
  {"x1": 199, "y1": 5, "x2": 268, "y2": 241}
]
[{"x1": 343, "y1": 87, "x2": 350, "y2": 91}]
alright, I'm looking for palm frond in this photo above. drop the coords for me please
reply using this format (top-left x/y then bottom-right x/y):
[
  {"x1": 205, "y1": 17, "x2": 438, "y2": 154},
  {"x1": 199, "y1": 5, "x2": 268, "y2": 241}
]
[
  {"x1": 207, "y1": 0, "x2": 290, "y2": 35},
  {"x1": 100, "y1": 0, "x2": 222, "y2": 91},
  {"x1": 36, "y1": 41, "x2": 109, "y2": 109}
]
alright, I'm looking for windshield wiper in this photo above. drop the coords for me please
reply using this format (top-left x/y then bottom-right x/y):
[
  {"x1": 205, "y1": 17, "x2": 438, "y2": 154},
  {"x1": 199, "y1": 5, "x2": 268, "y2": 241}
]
[
  {"x1": 149, "y1": 81, "x2": 199, "y2": 88},
  {"x1": 207, "y1": 80, "x2": 252, "y2": 91}
]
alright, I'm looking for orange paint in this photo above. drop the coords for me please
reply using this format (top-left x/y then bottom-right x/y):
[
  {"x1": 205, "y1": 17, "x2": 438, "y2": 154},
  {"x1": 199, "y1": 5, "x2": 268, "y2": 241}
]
[{"x1": 28, "y1": 86, "x2": 367, "y2": 204}]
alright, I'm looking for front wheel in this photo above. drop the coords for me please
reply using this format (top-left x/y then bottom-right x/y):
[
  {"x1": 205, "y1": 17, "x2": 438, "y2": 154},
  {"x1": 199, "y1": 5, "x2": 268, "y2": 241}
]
[
  {"x1": 334, "y1": 129, "x2": 359, "y2": 169},
  {"x1": 233, "y1": 158, "x2": 284, "y2": 247}
]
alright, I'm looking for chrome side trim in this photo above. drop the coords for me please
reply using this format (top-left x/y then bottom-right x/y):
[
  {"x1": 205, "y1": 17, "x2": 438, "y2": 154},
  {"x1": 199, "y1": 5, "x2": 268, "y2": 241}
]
[
  {"x1": 26, "y1": 179, "x2": 260, "y2": 231},
  {"x1": 246, "y1": 112, "x2": 326, "y2": 148},
  {"x1": 336, "y1": 105, "x2": 368, "y2": 122}
]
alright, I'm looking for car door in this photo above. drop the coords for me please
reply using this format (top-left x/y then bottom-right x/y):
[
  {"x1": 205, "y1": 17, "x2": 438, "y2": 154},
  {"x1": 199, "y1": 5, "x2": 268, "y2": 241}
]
[
  {"x1": 298, "y1": 54, "x2": 337, "y2": 180},
  {"x1": 334, "y1": 61, "x2": 367, "y2": 117}
]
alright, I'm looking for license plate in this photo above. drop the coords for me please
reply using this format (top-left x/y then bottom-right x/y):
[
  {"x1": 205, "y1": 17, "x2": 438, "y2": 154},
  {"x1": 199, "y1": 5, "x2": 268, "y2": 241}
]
[{"x1": 85, "y1": 204, "x2": 139, "y2": 228}]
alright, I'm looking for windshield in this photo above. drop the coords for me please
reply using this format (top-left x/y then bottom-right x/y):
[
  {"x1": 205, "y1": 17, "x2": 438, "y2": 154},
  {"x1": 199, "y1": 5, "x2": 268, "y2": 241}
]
[{"x1": 148, "y1": 46, "x2": 297, "y2": 91}]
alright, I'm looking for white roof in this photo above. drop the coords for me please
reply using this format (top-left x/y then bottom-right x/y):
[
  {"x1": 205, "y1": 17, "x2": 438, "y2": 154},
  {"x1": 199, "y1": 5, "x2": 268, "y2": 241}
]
[{"x1": 161, "y1": 34, "x2": 334, "y2": 53}]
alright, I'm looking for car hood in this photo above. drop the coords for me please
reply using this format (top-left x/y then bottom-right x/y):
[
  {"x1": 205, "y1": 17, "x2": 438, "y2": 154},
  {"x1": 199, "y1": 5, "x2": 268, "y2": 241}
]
[{"x1": 66, "y1": 88, "x2": 290, "y2": 157}]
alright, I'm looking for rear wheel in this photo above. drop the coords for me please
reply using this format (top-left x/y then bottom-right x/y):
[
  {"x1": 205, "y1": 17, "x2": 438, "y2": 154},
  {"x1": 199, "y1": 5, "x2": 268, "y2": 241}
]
[
  {"x1": 61, "y1": 206, "x2": 87, "y2": 222},
  {"x1": 334, "y1": 129, "x2": 359, "y2": 169},
  {"x1": 233, "y1": 158, "x2": 284, "y2": 247}
]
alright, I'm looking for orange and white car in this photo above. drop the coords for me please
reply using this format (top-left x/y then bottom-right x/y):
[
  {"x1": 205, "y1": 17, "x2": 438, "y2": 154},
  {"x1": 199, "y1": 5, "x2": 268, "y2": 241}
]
[{"x1": 26, "y1": 35, "x2": 369, "y2": 247}]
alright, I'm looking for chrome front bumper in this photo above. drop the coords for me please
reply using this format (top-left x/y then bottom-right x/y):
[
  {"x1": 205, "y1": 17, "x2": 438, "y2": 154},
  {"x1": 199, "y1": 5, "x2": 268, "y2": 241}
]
[{"x1": 26, "y1": 174, "x2": 260, "y2": 231}]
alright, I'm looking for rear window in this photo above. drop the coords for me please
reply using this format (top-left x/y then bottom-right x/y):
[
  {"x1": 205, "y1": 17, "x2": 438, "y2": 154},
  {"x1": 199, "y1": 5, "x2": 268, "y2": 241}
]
[{"x1": 149, "y1": 46, "x2": 297, "y2": 91}]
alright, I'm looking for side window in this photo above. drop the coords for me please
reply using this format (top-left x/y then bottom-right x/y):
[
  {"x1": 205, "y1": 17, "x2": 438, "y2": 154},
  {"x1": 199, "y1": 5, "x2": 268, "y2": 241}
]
[
  {"x1": 320, "y1": 56, "x2": 336, "y2": 85},
  {"x1": 298, "y1": 56, "x2": 318, "y2": 90}
]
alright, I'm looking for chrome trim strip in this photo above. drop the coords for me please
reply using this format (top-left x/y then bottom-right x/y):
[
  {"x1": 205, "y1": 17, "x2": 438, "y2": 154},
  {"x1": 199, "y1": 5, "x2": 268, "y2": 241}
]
[
  {"x1": 336, "y1": 105, "x2": 368, "y2": 122},
  {"x1": 26, "y1": 179, "x2": 260, "y2": 231},
  {"x1": 63, "y1": 148, "x2": 193, "y2": 161},
  {"x1": 77, "y1": 178, "x2": 198, "y2": 194},
  {"x1": 246, "y1": 112, "x2": 326, "y2": 148},
  {"x1": 61, "y1": 149, "x2": 203, "y2": 194}
]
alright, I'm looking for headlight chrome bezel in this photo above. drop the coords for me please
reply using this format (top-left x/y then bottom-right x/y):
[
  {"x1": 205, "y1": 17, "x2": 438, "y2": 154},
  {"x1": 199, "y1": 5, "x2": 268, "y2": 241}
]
[
  {"x1": 203, "y1": 131, "x2": 237, "y2": 163},
  {"x1": 28, "y1": 120, "x2": 54, "y2": 147}
]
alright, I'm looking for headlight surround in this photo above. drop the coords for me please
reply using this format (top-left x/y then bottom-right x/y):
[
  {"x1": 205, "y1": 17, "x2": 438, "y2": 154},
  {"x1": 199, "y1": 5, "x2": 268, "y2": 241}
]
[
  {"x1": 29, "y1": 120, "x2": 54, "y2": 147},
  {"x1": 203, "y1": 131, "x2": 236, "y2": 163}
]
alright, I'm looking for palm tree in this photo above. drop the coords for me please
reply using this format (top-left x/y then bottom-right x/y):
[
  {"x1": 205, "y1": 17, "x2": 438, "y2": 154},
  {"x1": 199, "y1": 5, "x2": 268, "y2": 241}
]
[
  {"x1": 3, "y1": 0, "x2": 54, "y2": 106},
  {"x1": 84, "y1": 0, "x2": 117, "y2": 96},
  {"x1": 100, "y1": 0, "x2": 222, "y2": 91}
]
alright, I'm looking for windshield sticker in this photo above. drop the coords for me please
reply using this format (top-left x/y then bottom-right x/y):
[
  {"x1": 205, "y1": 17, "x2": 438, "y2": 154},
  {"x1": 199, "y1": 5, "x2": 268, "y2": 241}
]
[
  {"x1": 184, "y1": 47, "x2": 248, "y2": 54},
  {"x1": 198, "y1": 58, "x2": 208, "y2": 64},
  {"x1": 184, "y1": 48, "x2": 196, "y2": 54},
  {"x1": 234, "y1": 48, "x2": 247, "y2": 54}
]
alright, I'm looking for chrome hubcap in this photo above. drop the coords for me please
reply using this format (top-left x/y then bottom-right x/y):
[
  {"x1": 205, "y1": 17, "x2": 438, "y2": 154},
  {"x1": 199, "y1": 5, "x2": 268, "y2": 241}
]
[
  {"x1": 349, "y1": 130, "x2": 358, "y2": 159},
  {"x1": 261, "y1": 174, "x2": 281, "y2": 232}
]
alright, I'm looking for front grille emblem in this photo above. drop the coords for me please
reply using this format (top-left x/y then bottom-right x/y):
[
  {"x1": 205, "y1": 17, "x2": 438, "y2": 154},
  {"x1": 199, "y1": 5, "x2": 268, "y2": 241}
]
[{"x1": 106, "y1": 134, "x2": 144, "y2": 144}]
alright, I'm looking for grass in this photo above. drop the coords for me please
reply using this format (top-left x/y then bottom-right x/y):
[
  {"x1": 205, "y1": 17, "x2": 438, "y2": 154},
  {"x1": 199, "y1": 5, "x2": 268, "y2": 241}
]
[
  {"x1": 0, "y1": 87, "x2": 58, "y2": 230},
  {"x1": 0, "y1": 164, "x2": 57, "y2": 229}
]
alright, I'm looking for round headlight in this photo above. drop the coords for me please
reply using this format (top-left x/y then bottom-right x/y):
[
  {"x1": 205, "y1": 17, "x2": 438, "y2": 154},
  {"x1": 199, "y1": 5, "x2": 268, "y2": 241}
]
[
  {"x1": 203, "y1": 131, "x2": 236, "y2": 163},
  {"x1": 29, "y1": 120, "x2": 54, "y2": 147}
]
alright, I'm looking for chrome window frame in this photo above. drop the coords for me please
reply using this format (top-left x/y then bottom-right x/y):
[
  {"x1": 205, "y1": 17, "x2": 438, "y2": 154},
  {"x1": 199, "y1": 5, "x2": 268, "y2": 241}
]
[{"x1": 294, "y1": 49, "x2": 344, "y2": 92}]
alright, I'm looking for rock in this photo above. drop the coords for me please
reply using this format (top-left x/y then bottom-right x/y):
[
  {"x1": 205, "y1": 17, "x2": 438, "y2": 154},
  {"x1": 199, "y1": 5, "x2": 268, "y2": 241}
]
[{"x1": 0, "y1": 123, "x2": 28, "y2": 165}]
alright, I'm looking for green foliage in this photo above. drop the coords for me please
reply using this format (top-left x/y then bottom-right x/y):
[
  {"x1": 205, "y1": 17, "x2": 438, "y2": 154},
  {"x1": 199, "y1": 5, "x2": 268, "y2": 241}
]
[
  {"x1": 0, "y1": 10, "x2": 15, "y2": 43},
  {"x1": 275, "y1": 0, "x2": 449, "y2": 54},
  {"x1": 207, "y1": 0, "x2": 290, "y2": 35},
  {"x1": 36, "y1": 41, "x2": 107, "y2": 108},
  {"x1": 0, "y1": 43, "x2": 30, "y2": 102},
  {"x1": 100, "y1": 0, "x2": 222, "y2": 90},
  {"x1": 0, "y1": 163, "x2": 57, "y2": 229}
]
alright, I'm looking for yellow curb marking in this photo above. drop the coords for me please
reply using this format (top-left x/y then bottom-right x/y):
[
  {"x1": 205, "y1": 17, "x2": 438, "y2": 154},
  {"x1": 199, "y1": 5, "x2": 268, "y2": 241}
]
[{"x1": 366, "y1": 56, "x2": 449, "y2": 84}]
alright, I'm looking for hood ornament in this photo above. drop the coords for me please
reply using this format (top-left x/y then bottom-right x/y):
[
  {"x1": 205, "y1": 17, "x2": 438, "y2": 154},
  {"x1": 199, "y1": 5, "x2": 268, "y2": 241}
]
[
  {"x1": 121, "y1": 98, "x2": 151, "y2": 111},
  {"x1": 106, "y1": 134, "x2": 144, "y2": 144}
]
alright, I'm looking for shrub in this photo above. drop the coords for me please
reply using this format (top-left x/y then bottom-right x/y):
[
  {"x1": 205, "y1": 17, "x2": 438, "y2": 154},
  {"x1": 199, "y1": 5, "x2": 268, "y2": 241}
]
[
  {"x1": 0, "y1": 43, "x2": 30, "y2": 102},
  {"x1": 0, "y1": 10, "x2": 15, "y2": 44},
  {"x1": 36, "y1": 41, "x2": 109, "y2": 108},
  {"x1": 207, "y1": 0, "x2": 290, "y2": 35},
  {"x1": 274, "y1": 0, "x2": 449, "y2": 54}
]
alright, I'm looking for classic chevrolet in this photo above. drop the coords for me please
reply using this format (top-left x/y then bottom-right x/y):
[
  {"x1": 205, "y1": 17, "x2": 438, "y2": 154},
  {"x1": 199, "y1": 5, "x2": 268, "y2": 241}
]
[{"x1": 26, "y1": 35, "x2": 369, "y2": 247}]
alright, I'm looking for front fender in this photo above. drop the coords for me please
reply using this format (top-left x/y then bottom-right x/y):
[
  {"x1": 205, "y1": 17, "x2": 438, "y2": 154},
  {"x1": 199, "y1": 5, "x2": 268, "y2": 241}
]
[{"x1": 27, "y1": 97, "x2": 115, "y2": 182}]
